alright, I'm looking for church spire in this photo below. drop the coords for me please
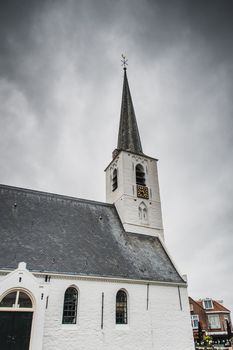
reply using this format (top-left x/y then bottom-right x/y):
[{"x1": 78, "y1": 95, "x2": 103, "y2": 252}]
[
  {"x1": 106, "y1": 60, "x2": 164, "y2": 239},
  {"x1": 117, "y1": 62, "x2": 143, "y2": 155}
]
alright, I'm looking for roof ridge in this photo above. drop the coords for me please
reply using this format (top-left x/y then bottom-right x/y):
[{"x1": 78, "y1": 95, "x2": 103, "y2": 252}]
[
  {"x1": 189, "y1": 297, "x2": 205, "y2": 310},
  {"x1": 0, "y1": 183, "x2": 113, "y2": 208}
]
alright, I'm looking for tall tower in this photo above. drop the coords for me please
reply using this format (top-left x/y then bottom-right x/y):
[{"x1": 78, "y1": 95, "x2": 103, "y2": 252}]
[{"x1": 105, "y1": 66, "x2": 164, "y2": 240}]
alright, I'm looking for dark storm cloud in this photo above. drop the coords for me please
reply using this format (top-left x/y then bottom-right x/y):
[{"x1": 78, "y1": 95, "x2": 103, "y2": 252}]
[
  {"x1": 1, "y1": 0, "x2": 233, "y2": 109},
  {"x1": 145, "y1": 0, "x2": 233, "y2": 61},
  {"x1": 0, "y1": 0, "x2": 121, "y2": 115},
  {"x1": 183, "y1": 0, "x2": 233, "y2": 59},
  {"x1": 0, "y1": 0, "x2": 232, "y2": 312},
  {"x1": 0, "y1": 0, "x2": 43, "y2": 78},
  {"x1": 0, "y1": 1, "x2": 52, "y2": 115}
]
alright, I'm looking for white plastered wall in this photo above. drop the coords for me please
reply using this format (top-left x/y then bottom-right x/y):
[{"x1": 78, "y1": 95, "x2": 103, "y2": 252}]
[
  {"x1": 0, "y1": 267, "x2": 195, "y2": 350},
  {"x1": 0, "y1": 262, "x2": 48, "y2": 350},
  {"x1": 105, "y1": 151, "x2": 164, "y2": 240},
  {"x1": 41, "y1": 275, "x2": 194, "y2": 350}
]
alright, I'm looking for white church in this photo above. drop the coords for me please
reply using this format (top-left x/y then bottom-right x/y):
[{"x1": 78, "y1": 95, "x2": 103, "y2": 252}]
[{"x1": 0, "y1": 65, "x2": 195, "y2": 350}]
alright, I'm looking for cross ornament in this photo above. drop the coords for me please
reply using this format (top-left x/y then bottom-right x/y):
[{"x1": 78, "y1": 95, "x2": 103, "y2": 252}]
[{"x1": 121, "y1": 54, "x2": 128, "y2": 69}]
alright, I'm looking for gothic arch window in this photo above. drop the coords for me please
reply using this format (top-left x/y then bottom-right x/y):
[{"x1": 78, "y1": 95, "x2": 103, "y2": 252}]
[
  {"x1": 138, "y1": 201, "x2": 148, "y2": 224},
  {"x1": 0, "y1": 289, "x2": 33, "y2": 309},
  {"x1": 62, "y1": 287, "x2": 78, "y2": 324},
  {"x1": 136, "y1": 164, "x2": 146, "y2": 186},
  {"x1": 112, "y1": 168, "x2": 118, "y2": 191},
  {"x1": 116, "y1": 289, "x2": 128, "y2": 324}
]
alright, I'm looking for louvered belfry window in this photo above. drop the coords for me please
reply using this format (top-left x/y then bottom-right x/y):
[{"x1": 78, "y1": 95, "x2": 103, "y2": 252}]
[
  {"x1": 62, "y1": 287, "x2": 78, "y2": 324},
  {"x1": 116, "y1": 290, "x2": 127, "y2": 324},
  {"x1": 136, "y1": 164, "x2": 146, "y2": 186},
  {"x1": 112, "y1": 168, "x2": 118, "y2": 191}
]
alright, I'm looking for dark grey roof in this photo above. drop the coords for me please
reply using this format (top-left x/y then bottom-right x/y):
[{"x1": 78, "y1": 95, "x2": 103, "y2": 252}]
[
  {"x1": 117, "y1": 69, "x2": 143, "y2": 154},
  {"x1": 0, "y1": 184, "x2": 184, "y2": 284}
]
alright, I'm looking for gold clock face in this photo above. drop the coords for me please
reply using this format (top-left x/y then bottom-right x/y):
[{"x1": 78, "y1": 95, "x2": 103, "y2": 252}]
[{"x1": 137, "y1": 185, "x2": 149, "y2": 199}]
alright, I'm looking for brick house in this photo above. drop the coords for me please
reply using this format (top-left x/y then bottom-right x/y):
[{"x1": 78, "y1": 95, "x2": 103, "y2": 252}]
[{"x1": 189, "y1": 297, "x2": 232, "y2": 343}]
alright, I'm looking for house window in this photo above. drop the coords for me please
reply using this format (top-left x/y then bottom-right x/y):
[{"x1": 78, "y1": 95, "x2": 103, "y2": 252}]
[
  {"x1": 203, "y1": 299, "x2": 213, "y2": 309},
  {"x1": 208, "y1": 315, "x2": 220, "y2": 329},
  {"x1": 190, "y1": 303, "x2": 194, "y2": 312},
  {"x1": 191, "y1": 315, "x2": 199, "y2": 329},
  {"x1": 62, "y1": 287, "x2": 78, "y2": 324},
  {"x1": 112, "y1": 168, "x2": 118, "y2": 191},
  {"x1": 116, "y1": 290, "x2": 127, "y2": 324},
  {"x1": 136, "y1": 164, "x2": 146, "y2": 186}
]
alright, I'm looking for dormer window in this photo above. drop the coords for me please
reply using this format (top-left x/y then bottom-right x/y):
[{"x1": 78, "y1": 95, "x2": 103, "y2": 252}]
[
  {"x1": 112, "y1": 168, "x2": 118, "y2": 191},
  {"x1": 136, "y1": 164, "x2": 146, "y2": 186},
  {"x1": 203, "y1": 299, "x2": 213, "y2": 309}
]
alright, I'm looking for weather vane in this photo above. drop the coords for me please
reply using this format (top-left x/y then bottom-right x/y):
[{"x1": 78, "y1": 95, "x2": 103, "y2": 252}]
[{"x1": 121, "y1": 54, "x2": 128, "y2": 70}]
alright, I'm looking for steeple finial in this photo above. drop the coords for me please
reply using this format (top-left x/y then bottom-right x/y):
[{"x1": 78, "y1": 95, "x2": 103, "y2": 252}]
[
  {"x1": 115, "y1": 58, "x2": 143, "y2": 155},
  {"x1": 121, "y1": 54, "x2": 128, "y2": 70}
]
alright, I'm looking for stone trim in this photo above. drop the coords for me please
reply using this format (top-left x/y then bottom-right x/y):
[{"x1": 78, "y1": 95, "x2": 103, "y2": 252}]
[{"x1": 0, "y1": 269, "x2": 187, "y2": 287}]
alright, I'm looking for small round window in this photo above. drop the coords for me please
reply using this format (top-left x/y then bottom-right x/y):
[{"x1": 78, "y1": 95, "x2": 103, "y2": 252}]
[{"x1": 0, "y1": 290, "x2": 32, "y2": 309}]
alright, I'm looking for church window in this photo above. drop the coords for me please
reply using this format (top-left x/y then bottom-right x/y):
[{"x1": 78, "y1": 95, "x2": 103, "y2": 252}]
[
  {"x1": 0, "y1": 290, "x2": 32, "y2": 309},
  {"x1": 136, "y1": 164, "x2": 146, "y2": 186},
  {"x1": 138, "y1": 202, "x2": 148, "y2": 224},
  {"x1": 62, "y1": 287, "x2": 78, "y2": 324},
  {"x1": 116, "y1": 290, "x2": 127, "y2": 324},
  {"x1": 112, "y1": 168, "x2": 118, "y2": 191}
]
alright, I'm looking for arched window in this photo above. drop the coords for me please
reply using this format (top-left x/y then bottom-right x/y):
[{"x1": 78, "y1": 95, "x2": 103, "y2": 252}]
[
  {"x1": 62, "y1": 287, "x2": 78, "y2": 324},
  {"x1": 112, "y1": 168, "x2": 118, "y2": 191},
  {"x1": 116, "y1": 290, "x2": 127, "y2": 324},
  {"x1": 138, "y1": 202, "x2": 148, "y2": 224},
  {"x1": 0, "y1": 290, "x2": 32, "y2": 309},
  {"x1": 136, "y1": 164, "x2": 146, "y2": 186}
]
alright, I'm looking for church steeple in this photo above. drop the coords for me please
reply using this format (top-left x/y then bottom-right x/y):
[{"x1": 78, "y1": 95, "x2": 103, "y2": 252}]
[
  {"x1": 105, "y1": 62, "x2": 164, "y2": 240},
  {"x1": 117, "y1": 68, "x2": 143, "y2": 155}
]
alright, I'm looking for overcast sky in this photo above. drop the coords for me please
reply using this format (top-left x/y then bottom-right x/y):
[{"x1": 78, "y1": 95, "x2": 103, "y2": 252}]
[{"x1": 0, "y1": 0, "x2": 233, "y2": 312}]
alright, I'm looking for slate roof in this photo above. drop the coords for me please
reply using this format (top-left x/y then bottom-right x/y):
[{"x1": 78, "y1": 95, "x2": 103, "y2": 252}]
[
  {"x1": 117, "y1": 69, "x2": 143, "y2": 154},
  {"x1": 0, "y1": 184, "x2": 184, "y2": 284}
]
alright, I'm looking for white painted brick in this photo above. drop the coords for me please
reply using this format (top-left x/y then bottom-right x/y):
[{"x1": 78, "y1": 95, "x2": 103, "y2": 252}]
[
  {"x1": 105, "y1": 151, "x2": 164, "y2": 240},
  {"x1": 41, "y1": 277, "x2": 194, "y2": 350},
  {"x1": 0, "y1": 269, "x2": 195, "y2": 349}
]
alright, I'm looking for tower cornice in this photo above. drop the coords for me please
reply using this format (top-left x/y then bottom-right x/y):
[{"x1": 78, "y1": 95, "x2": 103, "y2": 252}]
[{"x1": 105, "y1": 149, "x2": 158, "y2": 172}]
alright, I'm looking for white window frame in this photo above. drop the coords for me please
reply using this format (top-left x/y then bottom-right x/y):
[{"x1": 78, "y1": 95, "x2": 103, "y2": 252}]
[
  {"x1": 208, "y1": 314, "x2": 221, "y2": 329},
  {"x1": 203, "y1": 299, "x2": 213, "y2": 310},
  {"x1": 0, "y1": 289, "x2": 34, "y2": 312},
  {"x1": 191, "y1": 314, "x2": 199, "y2": 329}
]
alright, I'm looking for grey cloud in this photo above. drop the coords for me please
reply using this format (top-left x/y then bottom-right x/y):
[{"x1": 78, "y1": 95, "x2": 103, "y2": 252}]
[{"x1": 0, "y1": 0, "x2": 232, "y2": 312}]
